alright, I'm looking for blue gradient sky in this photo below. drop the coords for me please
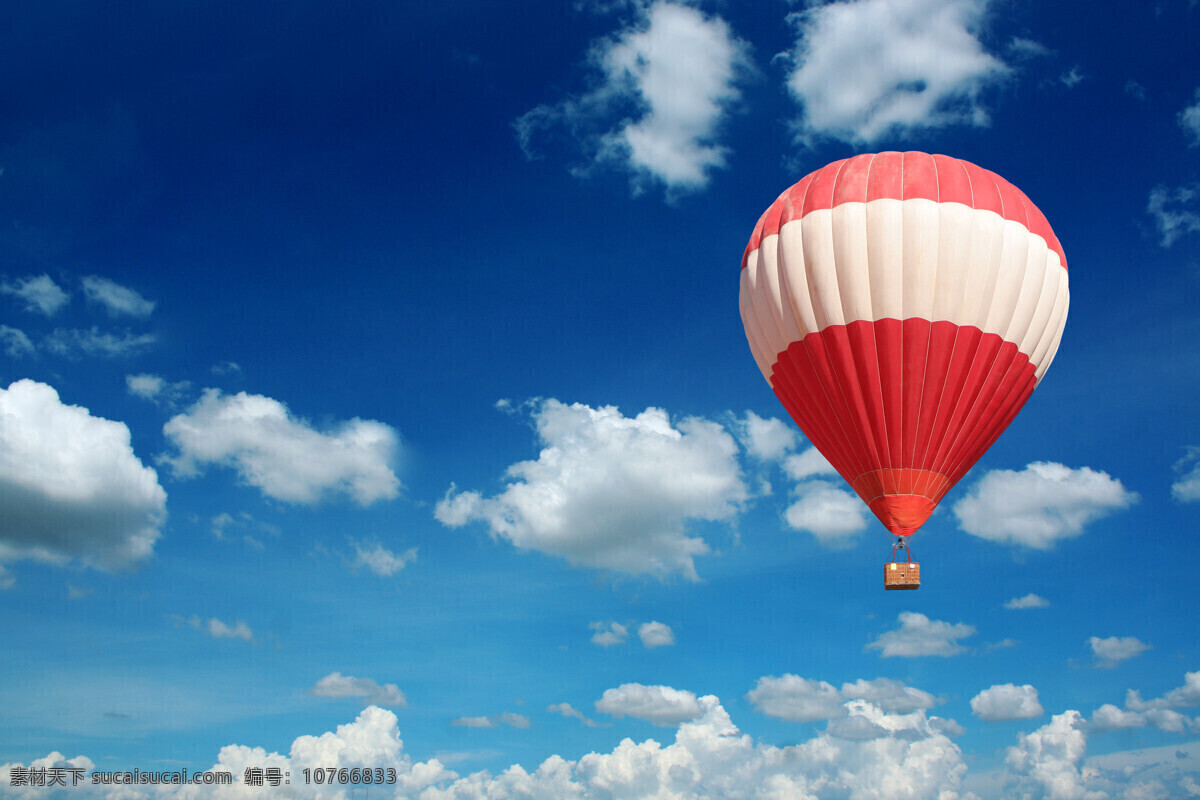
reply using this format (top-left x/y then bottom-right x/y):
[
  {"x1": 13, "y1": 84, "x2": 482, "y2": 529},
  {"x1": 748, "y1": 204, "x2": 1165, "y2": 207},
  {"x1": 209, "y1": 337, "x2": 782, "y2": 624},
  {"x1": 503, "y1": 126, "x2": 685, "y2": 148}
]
[{"x1": 2, "y1": 1, "x2": 1199, "y2": 798}]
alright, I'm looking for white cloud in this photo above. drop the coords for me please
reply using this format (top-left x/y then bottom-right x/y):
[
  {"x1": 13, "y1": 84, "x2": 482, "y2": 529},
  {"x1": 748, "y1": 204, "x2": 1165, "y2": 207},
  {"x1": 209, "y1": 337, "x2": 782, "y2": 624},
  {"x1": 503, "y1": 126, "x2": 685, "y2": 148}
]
[
  {"x1": 515, "y1": 1, "x2": 750, "y2": 195},
  {"x1": 183, "y1": 614, "x2": 254, "y2": 642},
  {"x1": 735, "y1": 411, "x2": 798, "y2": 462},
  {"x1": 1148, "y1": 184, "x2": 1200, "y2": 247},
  {"x1": 311, "y1": 672, "x2": 406, "y2": 707},
  {"x1": 350, "y1": 541, "x2": 416, "y2": 577},
  {"x1": 1088, "y1": 670, "x2": 1200, "y2": 736},
  {"x1": 162, "y1": 389, "x2": 401, "y2": 506},
  {"x1": 548, "y1": 702, "x2": 606, "y2": 728},
  {"x1": 43, "y1": 327, "x2": 156, "y2": 358},
  {"x1": 748, "y1": 674, "x2": 937, "y2": 721},
  {"x1": 0, "y1": 325, "x2": 35, "y2": 358},
  {"x1": 746, "y1": 675, "x2": 848, "y2": 722},
  {"x1": 596, "y1": 683, "x2": 705, "y2": 727},
  {"x1": 1004, "y1": 710, "x2": 1099, "y2": 800},
  {"x1": 1181, "y1": 88, "x2": 1200, "y2": 146},
  {"x1": 638, "y1": 621, "x2": 675, "y2": 648},
  {"x1": 971, "y1": 684, "x2": 1044, "y2": 721},
  {"x1": 590, "y1": 621, "x2": 629, "y2": 647},
  {"x1": 783, "y1": 479, "x2": 869, "y2": 548},
  {"x1": 1, "y1": 273, "x2": 69, "y2": 315},
  {"x1": 0, "y1": 380, "x2": 166, "y2": 580},
  {"x1": 1173, "y1": 447, "x2": 1200, "y2": 502},
  {"x1": 435, "y1": 399, "x2": 747, "y2": 581},
  {"x1": 867, "y1": 612, "x2": 976, "y2": 657},
  {"x1": 953, "y1": 462, "x2": 1137, "y2": 549},
  {"x1": 451, "y1": 712, "x2": 529, "y2": 729},
  {"x1": 783, "y1": 0, "x2": 1009, "y2": 143},
  {"x1": 1089, "y1": 635, "x2": 1151, "y2": 667},
  {"x1": 782, "y1": 446, "x2": 838, "y2": 481},
  {"x1": 1060, "y1": 65, "x2": 1085, "y2": 88},
  {"x1": 126, "y1": 373, "x2": 191, "y2": 406},
  {"x1": 15, "y1": 695, "x2": 1200, "y2": 800},
  {"x1": 81, "y1": 275, "x2": 155, "y2": 318},
  {"x1": 1008, "y1": 36, "x2": 1051, "y2": 59},
  {"x1": 1005, "y1": 593, "x2": 1051, "y2": 609}
]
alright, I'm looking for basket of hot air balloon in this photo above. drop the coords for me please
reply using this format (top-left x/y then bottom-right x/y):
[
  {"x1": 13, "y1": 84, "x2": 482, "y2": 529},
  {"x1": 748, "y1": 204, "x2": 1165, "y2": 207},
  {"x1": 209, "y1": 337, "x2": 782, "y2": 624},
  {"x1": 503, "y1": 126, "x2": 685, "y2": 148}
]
[
  {"x1": 740, "y1": 152, "x2": 1069, "y2": 588},
  {"x1": 884, "y1": 539, "x2": 920, "y2": 590}
]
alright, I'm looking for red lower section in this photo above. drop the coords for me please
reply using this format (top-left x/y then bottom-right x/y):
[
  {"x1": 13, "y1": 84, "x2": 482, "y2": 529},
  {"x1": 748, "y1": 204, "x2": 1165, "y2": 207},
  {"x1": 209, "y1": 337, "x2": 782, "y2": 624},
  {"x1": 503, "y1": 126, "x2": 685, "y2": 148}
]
[{"x1": 770, "y1": 319, "x2": 1037, "y2": 536}]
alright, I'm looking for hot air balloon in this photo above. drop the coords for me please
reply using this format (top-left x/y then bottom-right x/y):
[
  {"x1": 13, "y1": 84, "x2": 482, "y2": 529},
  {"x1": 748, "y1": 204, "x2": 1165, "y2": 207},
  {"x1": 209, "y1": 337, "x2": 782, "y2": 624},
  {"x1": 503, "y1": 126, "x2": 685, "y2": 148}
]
[{"x1": 739, "y1": 152, "x2": 1068, "y2": 589}]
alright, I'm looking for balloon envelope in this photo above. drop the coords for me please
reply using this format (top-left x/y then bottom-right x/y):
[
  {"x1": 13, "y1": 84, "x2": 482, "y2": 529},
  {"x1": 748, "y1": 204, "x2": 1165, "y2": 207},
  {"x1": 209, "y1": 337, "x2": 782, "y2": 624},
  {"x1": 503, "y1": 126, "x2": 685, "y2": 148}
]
[{"x1": 740, "y1": 152, "x2": 1068, "y2": 537}]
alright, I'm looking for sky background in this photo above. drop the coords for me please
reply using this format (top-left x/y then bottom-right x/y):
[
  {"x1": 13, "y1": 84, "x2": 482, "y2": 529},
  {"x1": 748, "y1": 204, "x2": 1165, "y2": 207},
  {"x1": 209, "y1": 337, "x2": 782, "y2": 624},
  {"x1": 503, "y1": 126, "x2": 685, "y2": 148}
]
[{"x1": 1, "y1": 0, "x2": 1199, "y2": 797}]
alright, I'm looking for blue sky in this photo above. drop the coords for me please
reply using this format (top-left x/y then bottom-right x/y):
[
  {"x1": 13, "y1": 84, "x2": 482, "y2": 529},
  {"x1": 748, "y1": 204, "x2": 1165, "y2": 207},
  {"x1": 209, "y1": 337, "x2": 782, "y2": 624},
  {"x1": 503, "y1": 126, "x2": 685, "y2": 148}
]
[{"x1": 1, "y1": 0, "x2": 1199, "y2": 797}]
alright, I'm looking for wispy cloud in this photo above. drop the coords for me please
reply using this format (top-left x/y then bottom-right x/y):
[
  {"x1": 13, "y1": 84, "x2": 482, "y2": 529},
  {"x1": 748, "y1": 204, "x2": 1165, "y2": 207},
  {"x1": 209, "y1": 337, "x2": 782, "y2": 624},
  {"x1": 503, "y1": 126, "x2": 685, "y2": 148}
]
[
  {"x1": 0, "y1": 325, "x2": 35, "y2": 358},
  {"x1": 1173, "y1": 446, "x2": 1200, "y2": 501},
  {"x1": 81, "y1": 275, "x2": 155, "y2": 318},
  {"x1": 182, "y1": 615, "x2": 254, "y2": 642},
  {"x1": 1147, "y1": 184, "x2": 1200, "y2": 246},
  {"x1": 451, "y1": 712, "x2": 529, "y2": 729},
  {"x1": 350, "y1": 541, "x2": 417, "y2": 577},
  {"x1": 782, "y1": 0, "x2": 1010, "y2": 144},
  {"x1": 547, "y1": 702, "x2": 606, "y2": 727},
  {"x1": 638, "y1": 621, "x2": 675, "y2": 648},
  {"x1": 515, "y1": 1, "x2": 751, "y2": 195},
  {"x1": 43, "y1": 327, "x2": 156, "y2": 358},
  {"x1": 1181, "y1": 87, "x2": 1200, "y2": 146},
  {"x1": 1, "y1": 274, "x2": 69, "y2": 316}
]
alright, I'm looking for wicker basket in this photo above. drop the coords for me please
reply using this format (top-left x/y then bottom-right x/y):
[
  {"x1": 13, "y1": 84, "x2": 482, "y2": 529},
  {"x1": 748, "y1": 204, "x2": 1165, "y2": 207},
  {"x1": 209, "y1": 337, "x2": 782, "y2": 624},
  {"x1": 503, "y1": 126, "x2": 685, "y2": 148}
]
[{"x1": 884, "y1": 541, "x2": 920, "y2": 590}]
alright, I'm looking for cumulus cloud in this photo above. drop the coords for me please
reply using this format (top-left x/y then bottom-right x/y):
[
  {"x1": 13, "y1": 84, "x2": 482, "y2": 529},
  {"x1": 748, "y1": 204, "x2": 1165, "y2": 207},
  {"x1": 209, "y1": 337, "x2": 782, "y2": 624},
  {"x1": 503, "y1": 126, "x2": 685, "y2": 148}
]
[
  {"x1": 0, "y1": 380, "x2": 166, "y2": 580},
  {"x1": 1148, "y1": 184, "x2": 1200, "y2": 247},
  {"x1": 735, "y1": 411, "x2": 798, "y2": 462},
  {"x1": 350, "y1": 541, "x2": 416, "y2": 577},
  {"x1": 435, "y1": 399, "x2": 747, "y2": 581},
  {"x1": 1172, "y1": 446, "x2": 1200, "y2": 502},
  {"x1": 781, "y1": 446, "x2": 838, "y2": 481},
  {"x1": 1089, "y1": 635, "x2": 1151, "y2": 667},
  {"x1": 13, "y1": 695, "x2": 1200, "y2": 799},
  {"x1": 1091, "y1": 670, "x2": 1200, "y2": 735},
  {"x1": 953, "y1": 462, "x2": 1137, "y2": 549},
  {"x1": 590, "y1": 621, "x2": 629, "y2": 647},
  {"x1": 43, "y1": 327, "x2": 156, "y2": 358},
  {"x1": 1004, "y1": 710, "x2": 1099, "y2": 800},
  {"x1": 162, "y1": 389, "x2": 401, "y2": 506},
  {"x1": 867, "y1": 612, "x2": 976, "y2": 657},
  {"x1": 783, "y1": 0, "x2": 1009, "y2": 144},
  {"x1": 784, "y1": 479, "x2": 869, "y2": 547},
  {"x1": 638, "y1": 621, "x2": 675, "y2": 648},
  {"x1": 1181, "y1": 87, "x2": 1200, "y2": 146},
  {"x1": 0, "y1": 325, "x2": 35, "y2": 358},
  {"x1": 1, "y1": 273, "x2": 69, "y2": 315},
  {"x1": 971, "y1": 684, "x2": 1044, "y2": 721},
  {"x1": 311, "y1": 672, "x2": 406, "y2": 708},
  {"x1": 1005, "y1": 593, "x2": 1051, "y2": 609},
  {"x1": 596, "y1": 683, "x2": 705, "y2": 727},
  {"x1": 81, "y1": 275, "x2": 155, "y2": 318},
  {"x1": 748, "y1": 674, "x2": 938, "y2": 722},
  {"x1": 514, "y1": 1, "x2": 750, "y2": 195}
]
